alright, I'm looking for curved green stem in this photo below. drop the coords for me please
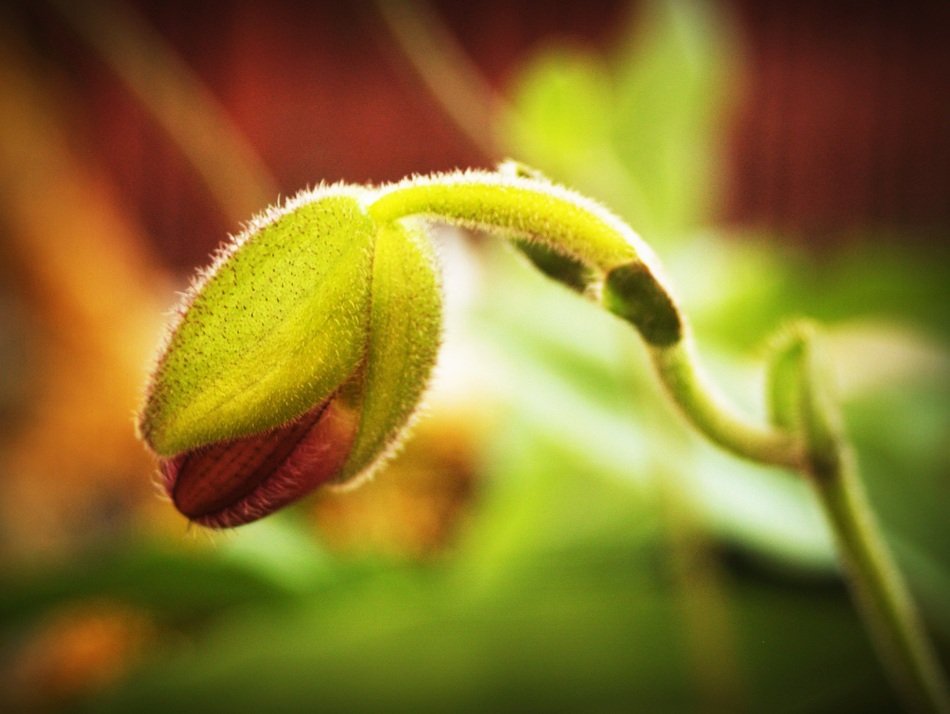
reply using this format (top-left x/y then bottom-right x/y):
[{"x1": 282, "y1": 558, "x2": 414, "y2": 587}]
[
  {"x1": 369, "y1": 170, "x2": 948, "y2": 711},
  {"x1": 369, "y1": 170, "x2": 645, "y2": 272},
  {"x1": 793, "y1": 329, "x2": 950, "y2": 714},
  {"x1": 650, "y1": 340, "x2": 804, "y2": 469},
  {"x1": 814, "y1": 450, "x2": 950, "y2": 713},
  {"x1": 370, "y1": 172, "x2": 805, "y2": 469}
]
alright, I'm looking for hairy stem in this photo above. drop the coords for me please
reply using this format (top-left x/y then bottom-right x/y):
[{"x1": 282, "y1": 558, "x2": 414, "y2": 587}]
[
  {"x1": 650, "y1": 340, "x2": 804, "y2": 469},
  {"x1": 370, "y1": 171, "x2": 644, "y2": 272},
  {"x1": 370, "y1": 171, "x2": 947, "y2": 710},
  {"x1": 371, "y1": 172, "x2": 805, "y2": 468}
]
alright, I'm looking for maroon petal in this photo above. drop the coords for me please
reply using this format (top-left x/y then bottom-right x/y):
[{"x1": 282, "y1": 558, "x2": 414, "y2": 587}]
[{"x1": 160, "y1": 397, "x2": 358, "y2": 528}]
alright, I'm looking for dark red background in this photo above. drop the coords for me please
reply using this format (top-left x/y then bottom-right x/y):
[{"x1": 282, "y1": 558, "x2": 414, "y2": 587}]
[{"x1": 19, "y1": 0, "x2": 950, "y2": 270}]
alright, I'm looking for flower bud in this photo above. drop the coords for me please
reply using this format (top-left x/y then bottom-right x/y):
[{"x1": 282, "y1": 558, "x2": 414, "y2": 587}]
[
  {"x1": 139, "y1": 189, "x2": 441, "y2": 527},
  {"x1": 162, "y1": 395, "x2": 358, "y2": 528}
]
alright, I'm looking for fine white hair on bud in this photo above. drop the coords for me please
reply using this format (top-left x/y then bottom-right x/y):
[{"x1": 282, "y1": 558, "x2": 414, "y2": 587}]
[
  {"x1": 140, "y1": 187, "x2": 442, "y2": 528},
  {"x1": 139, "y1": 165, "x2": 684, "y2": 528}
]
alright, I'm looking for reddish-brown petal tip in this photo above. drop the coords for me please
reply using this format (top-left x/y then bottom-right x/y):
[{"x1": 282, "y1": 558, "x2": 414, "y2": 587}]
[{"x1": 160, "y1": 397, "x2": 358, "y2": 528}]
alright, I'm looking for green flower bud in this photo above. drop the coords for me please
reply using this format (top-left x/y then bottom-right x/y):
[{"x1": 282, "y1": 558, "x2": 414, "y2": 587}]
[{"x1": 139, "y1": 187, "x2": 441, "y2": 528}]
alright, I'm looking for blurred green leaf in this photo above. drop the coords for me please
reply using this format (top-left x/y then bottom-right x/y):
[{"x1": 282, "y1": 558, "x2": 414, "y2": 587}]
[
  {"x1": 611, "y1": 0, "x2": 737, "y2": 239},
  {"x1": 503, "y1": 0, "x2": 738, "y2": 241},
  {"x1": 80, "y1": 543, "x2": 898, "y2": 714}
]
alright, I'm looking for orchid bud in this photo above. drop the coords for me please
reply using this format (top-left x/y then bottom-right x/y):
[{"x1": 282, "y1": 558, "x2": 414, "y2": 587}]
[{"x1": 139, "y1": 188, "x2": 441, "y2": 528}]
